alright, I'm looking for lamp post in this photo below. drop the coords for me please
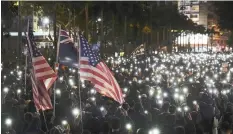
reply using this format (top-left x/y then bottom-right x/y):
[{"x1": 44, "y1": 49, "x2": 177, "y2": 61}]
[
  {"x1": 43, "y1": 17, "x2": 50, "y2": 31},
  {"x1": 43, "y1": 17, "x2": 49, "y2": 25}
]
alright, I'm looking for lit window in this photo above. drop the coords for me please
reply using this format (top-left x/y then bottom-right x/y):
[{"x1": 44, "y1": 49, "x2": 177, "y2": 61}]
[
  {"x1": 191, "y1": 6, "x2": 199, "y2": 11},
  {"x1": 190, "y1": 14, "x2": 198, "y2": 18}
]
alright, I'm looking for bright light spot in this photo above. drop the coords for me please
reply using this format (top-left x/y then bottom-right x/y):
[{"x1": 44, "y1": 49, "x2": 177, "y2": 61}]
[
  {"x1": 17, "y1": 89, "x2": 21, "y2": 94},
  {"x1": 100, "y1": 106, "x2": 105, "y2": 111},
  {"x1": 3, "y1": 87, "x2": 9, "y2": 93},
  {"x1": 138, "y1": 80, "x2": 142, "y2": 84},
  {"x1": 65, "y1": 57, "x2": 71, "y2": 61},
  {"x1": 72, "y1": 108, "x2": 80, "y2": 116},
  {"x1": 62, "y1": 120, "x2": 67, "y2": 125},
  {"x1": 69, "y1": 79, "x2": 74, "y2": 86},
  {"x1": 43, "y1": 17, "x2": 49, "y2": 24},
  {"x1": 179, "y1": 95, "x2": 184, "y2": 101},
  {"x1": 91, "y1": 97, "x2": 96, "y2": 101},
  {"x1": 123, "y1": 88, "x2": 128, "y2": 92},
  {"x1": 149, "y1": 89, "x2": 154, "y2": 96},
  {"x1": 90, "y1": 89, "x2": 96, "y2": 94},
  {"x1": 17, "y1": 71, "x2": 22, "y2": 76},
  {"x1": 138, "y1": 95, "x2": 142, "y2": 99},
  {"x1": 125, "y1": 123, "x2": 132, "y2": 130},
  {"x1": 183, "y1": 87, "x2": 188, "y2": 93},
  {"x1": 4, "y1": 75, "x2": 6, "y2": 79},
  {"x1": 149, "y1": 128, "x2": 160, "y2": 134},
  {"x1": 177, "y1": 107, "x2": 182, "y2": 112},
  {"x1": 193, "y1": 100, "x2": 197, "y2": 105},
  {"x1": 5, "y1": 118, "x2": 12, "y2": 126},
  {"x1": 158, "y1": 100, "x2": 163, "y2": 105},
  {"x1": 10, "y1": 71, "x2": 13, "y2": 75},
  {"x1": 156, "y1": 94, "x2": 161, "y2": 99},
  {"x1": 209, "y1": 89, "x2": 213, "y2": 94},
  {"x1": 97, "y1": 18, "x2": 102, "y2": 22},
  {"x1": 230, "y1": 68, "x2": 233, "y2": 72},
  {"x1": 189, "y1": 78, "x2": 193, "y2": 83},
  {"x1": 48, "y1": 58, "x2": 51, "y2": 61},
  {"x1": 144, "y1": 110, "x2": 148, "y2": 114},
  {"x1": 184, "y1": 106, "x2": 189, "y2": 111},
  {"x1": 222, "y1": 90, "x2": 227, "y2": 95},
  {"x1": 163, "y1": 92, "x2": 168, "y2": 97},
  {"x1": 56, "y1": 89, "x2": 61, "y2": 95},
  {"x1": 59, "y1": 77, "x2": 63, "y2": 81},
  {"x1": 174, "y1": 93, "x2": 179, "y2": 99},
  {"x1": 214, "y1": 74, "x2": 218, "y2": 79},
  {"x1": 222, "y1": 80, "x2": 227, "y2": 84}
]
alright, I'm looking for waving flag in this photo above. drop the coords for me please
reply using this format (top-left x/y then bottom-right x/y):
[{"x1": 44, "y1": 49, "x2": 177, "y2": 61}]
[
  {"x1": 79, "y1": 34, "x2": 124, "y2": 104},
  {"x1": 92, "y1": 42, "x2": 100, "y2": 52},
  {"x1": 26, "y1": 19, "x2": 57, "y2": 111},
  {"x1": 58, "y1": 30, "x2": 79, "y2": 68},
  {"x1": 131, "y1": 44, "x2": 145, "y2": 56}
]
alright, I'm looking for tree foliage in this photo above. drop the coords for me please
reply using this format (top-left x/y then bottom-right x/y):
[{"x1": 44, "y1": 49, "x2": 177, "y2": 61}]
[
  {"x1": 214, "y1": 2, "x2": 233, "y2": 31},
  {"x1": 3, "y1": 1, "x2": 203, "y2": 54}
]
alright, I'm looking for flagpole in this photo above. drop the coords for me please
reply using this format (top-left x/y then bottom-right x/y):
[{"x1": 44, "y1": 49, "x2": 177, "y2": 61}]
[
  {"x1": 76, "y1": 27, "x2": 83, "y2": 133},
  {"x1": 24, "y1": 47, "x2": 27, "y2": 94},
  {"x1": 52, "y1": 25, "x2": 61, "y2": 116}
]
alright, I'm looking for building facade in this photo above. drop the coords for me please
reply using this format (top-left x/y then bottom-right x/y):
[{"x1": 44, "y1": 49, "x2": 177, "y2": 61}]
[
  {"x1": 178, "y1": 0, "x2": 208, "y2": 28},
  {"x1": 177, "y1": 0, "x2": 229, "y2": 51}
]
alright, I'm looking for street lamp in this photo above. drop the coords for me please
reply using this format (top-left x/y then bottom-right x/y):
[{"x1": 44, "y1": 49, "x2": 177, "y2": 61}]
[{"x1": 43, "y1": 17, "x2": 49, "y2": 25}]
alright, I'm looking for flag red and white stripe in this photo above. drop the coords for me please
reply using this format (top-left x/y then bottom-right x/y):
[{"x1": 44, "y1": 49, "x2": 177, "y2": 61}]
[
  {"x1": 80, "y1": 58, "x2": 124, "y2": 104},
  {"x1": 79, "y1": 35, "x2": 124, "y2": 104},
  {"x1": 31, "y1": 72, "x2": 53, "y2": 111},
  {"x1": 27, "y1": 19, "x2": 57, "y2": 111},
  {"x1": 32, "y1": 56, "x2": 57, "y2": 89}
]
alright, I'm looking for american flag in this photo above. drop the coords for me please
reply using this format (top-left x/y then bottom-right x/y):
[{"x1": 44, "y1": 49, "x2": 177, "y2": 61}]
[
  {"x1": 79, "y1": 34, "x2": 124, "y2": 104},
  {"x1": 26, "y1": 19, "x2": 57, "y2": 111}
]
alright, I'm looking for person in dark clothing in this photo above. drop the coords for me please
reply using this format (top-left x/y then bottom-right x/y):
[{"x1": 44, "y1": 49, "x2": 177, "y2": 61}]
[
  {"x1": 175, "y1": 126, "x2": 186, "y2": 134},
  {"x1": 23, "y1": 112, "x2": 44, "y2": 134},
  {"x1": 199, "y1": 93, "x2": 215, "y2": 133},
  {"x1": 158, "y1": 102, "x2": 170, "y2": 124},
  {"x1": 129, "y1": 103, "x2": 148, "y2": 130},
  {"x1": 185, "y1": 122, "x2": 196, "y2": 134},
  {"x1": 219, "y1": 121, "x2": 232, "y2": 134},
  {"x1": 169, "y1": 105, "x2": 176, "y2": 114},
  {"x1": 109, "y1": 117, "x2": 123, "y2": 134}
]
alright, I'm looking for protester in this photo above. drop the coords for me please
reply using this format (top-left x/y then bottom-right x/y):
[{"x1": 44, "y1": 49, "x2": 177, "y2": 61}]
[{"x1": 2, "y1": 52, "x2": 233, "y2": 134}]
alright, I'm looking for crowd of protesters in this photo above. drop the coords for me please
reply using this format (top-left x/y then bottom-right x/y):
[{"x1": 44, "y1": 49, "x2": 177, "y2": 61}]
[{"x1": 2, "y1": 52, "x2": 233, "y2": 134}]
